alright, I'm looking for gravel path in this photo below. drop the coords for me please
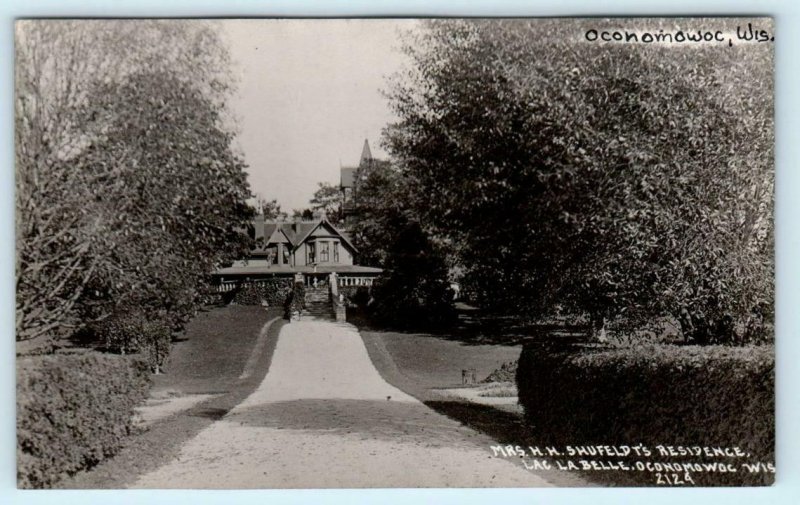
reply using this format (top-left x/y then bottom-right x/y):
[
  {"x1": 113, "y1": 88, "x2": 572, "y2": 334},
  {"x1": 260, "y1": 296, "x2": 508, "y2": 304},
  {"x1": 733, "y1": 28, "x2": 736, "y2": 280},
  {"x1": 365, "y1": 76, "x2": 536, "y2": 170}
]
[{"x1": 132, "y1": 319, "x2": 552, "y2": 488}]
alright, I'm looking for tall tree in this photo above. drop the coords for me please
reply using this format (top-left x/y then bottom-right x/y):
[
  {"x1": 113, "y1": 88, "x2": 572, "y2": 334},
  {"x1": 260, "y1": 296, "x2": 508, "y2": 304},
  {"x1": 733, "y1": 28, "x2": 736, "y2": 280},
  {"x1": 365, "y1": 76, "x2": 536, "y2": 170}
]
[
  {"x1": 349, "y1": 160, "x2": 410, "y2": 266},
  {"x1": 370, "y1": 221, "x2": 455, "y2": 329},
  {"x1": 309, "y1": 182, "x2": 343, "y2": 223},
  {"x1": 386, "y1": 20, "x2": 773, "y2": 343},
  {"x1": 254, "y1": 195, "x2": 287, "y2": 220},
  {"x1": 15, "y1": 20, "x2": 250, "y2": 343},
  {"x1": 74, "y1": 70, "x2": 253, "y2": 328}
]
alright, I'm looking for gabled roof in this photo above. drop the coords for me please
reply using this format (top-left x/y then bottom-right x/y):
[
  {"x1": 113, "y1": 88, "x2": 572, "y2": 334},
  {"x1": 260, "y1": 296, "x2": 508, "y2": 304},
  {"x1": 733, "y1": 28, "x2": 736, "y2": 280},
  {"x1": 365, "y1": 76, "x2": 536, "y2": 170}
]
[
  {"x1": 284, "y1": 221, "x2": 316, "y2": 246},
  {"x1": 216, "y1": 263, "x2": 382, "y2": 276},
  {"x1": 255, "y1": 217, "x2": 357, "y2": 252},
  {"x1": 293, "y1": 217, "x2": 358, "y2": 252},
  {"x1": 264, "y1": 224, "x2": 291, "y2": 244}
]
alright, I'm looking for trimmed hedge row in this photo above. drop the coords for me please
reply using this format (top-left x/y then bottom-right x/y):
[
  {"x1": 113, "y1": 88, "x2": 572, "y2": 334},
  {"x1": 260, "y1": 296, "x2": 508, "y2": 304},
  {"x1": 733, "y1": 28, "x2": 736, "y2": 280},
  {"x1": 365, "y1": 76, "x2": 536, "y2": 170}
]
[
  {"x1": 232, "y1": 280, "x2": 292, "y2": 306},
  {"x1": 516, "y1": 343, "x2": 774, "y2": 485},
  {"x1": 17, "y1": 352, "x2": 151, "y2": 488}
]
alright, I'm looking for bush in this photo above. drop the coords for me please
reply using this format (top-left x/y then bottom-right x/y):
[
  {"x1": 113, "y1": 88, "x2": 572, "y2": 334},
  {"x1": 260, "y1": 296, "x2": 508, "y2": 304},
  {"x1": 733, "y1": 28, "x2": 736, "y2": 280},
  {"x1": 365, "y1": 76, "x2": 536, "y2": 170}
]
[
  {"x1": 370, "y1": 222, "x2": 456, "y2": 329},
  {"x1": 232, "y1": 279, "x2": 292, "y2": 306},
  {"x1": 96, "y1": 311, "x2": 172, "y2": 371},
  {"x1": 17, "y1": 352, "x2": 151, "y2": 488},
  {"x1": 516, "y1": 342, "x2": 774, "y2": 485},
  {"x1": 482, "y1": 360, "x2": 518, "y2": 383},
  {"x1": 284, "y1": 281, "x2": 306, "y2": 319},
  {"x1": 339, "y1": 285, "x2": 371, "y2": 308}
]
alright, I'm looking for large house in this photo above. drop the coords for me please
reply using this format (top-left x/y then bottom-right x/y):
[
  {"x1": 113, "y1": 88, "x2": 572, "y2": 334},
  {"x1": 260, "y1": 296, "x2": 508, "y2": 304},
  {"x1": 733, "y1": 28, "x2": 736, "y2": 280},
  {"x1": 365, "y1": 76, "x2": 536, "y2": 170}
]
[{"x1": 214, "y1": 214, "x2": 382, "y2": 291}]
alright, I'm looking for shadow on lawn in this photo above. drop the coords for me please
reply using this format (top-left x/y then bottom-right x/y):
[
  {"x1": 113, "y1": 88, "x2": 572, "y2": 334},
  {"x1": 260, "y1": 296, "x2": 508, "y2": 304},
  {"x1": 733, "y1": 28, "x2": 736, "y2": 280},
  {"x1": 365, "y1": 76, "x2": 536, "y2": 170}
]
[
  {"x1": 349, "y1": 308, "x2": 588, "y2": 347},
  {"x1": 423, "y1": 400, "x2": 532, "y2": 445}
]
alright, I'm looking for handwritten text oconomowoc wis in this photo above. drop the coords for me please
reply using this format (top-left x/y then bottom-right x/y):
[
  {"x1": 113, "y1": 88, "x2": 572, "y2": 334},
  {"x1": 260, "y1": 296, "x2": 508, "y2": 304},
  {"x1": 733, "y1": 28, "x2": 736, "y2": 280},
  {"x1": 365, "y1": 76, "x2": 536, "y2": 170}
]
[
  {"x1": 584, "y1": 23, "x2": 773, "y2": 47},
  {"x1": 492, "y1": 444, "x2": 775, "y2": 486}
]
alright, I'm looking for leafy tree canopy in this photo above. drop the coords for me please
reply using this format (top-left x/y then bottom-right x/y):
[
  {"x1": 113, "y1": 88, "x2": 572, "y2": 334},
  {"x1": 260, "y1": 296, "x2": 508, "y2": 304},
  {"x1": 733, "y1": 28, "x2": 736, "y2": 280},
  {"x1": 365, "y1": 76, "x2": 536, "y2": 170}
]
[
  {"x1": 385, "y1": 19, "x2": 773, "y2": 343},
  {"x1": 309, "y1": 182, "x2": 343, "y2": 223},
  {"x1": 16, "y1": 21, "x2": 252, "y2": 344}
]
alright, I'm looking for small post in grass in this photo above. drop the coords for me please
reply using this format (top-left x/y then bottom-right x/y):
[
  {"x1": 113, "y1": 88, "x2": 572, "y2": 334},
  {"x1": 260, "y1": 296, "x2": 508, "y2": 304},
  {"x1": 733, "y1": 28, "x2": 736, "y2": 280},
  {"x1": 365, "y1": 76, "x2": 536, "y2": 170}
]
[{"x1": 462, "y1": 368, "x2": 477, "y2": 385}]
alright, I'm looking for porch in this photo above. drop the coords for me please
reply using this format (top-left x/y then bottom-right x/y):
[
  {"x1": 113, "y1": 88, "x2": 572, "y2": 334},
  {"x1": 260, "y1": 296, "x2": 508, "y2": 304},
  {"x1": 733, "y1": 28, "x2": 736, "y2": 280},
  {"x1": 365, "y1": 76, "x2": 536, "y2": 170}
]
[{"x1": 213, "y1": 263, "x2": 381, "y2": 292}]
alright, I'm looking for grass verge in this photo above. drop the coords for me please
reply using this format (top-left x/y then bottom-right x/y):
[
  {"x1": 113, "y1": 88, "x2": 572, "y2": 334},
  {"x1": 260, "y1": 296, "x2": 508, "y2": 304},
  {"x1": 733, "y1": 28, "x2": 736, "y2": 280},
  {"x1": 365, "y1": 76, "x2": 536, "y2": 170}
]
[
  {"x1": 358, "y1": 327, "x2": 590, "y2": 487},
  {"x1": 56, "y1": 305, "x2": 286, "y2": 489}
]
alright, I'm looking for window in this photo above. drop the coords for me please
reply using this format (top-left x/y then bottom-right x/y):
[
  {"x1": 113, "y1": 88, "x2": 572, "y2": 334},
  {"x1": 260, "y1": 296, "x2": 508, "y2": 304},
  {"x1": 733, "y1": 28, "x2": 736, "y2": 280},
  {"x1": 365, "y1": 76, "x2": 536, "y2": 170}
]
[
  {"x1": 333, "y1": 242, "x2": 339, "y2": 263},
  {"x1": 320, "y1": 241, "x2": 330, "y2": 262},
  {"x1": 266, "y1": 245, "x2": 277, "y2": 265},
  {"x1": 308, "y1": 243, "x2": 315, "y2": 264}
]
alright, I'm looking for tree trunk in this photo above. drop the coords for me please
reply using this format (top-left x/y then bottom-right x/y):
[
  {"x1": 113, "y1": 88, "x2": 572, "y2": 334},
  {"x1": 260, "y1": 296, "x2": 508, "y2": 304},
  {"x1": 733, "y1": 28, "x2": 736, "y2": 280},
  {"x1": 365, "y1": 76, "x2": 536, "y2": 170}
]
[
  {"x1": 677, "y1": 307, "x2": 714, "y2": 345},
  {"x1": 589, "y1": 313, "x2": 608, "y2": 343}
]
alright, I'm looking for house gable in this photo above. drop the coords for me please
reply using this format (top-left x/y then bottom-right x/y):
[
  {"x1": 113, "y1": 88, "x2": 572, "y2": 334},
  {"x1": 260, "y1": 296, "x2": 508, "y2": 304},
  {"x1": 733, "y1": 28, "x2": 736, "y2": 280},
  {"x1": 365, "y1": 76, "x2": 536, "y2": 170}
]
[
  {"x1": 295, "y1": 218, "x2": 357, "y2": 252},
  {"x1": 266, "y1": 226, "x2": 291, "y2": 245}
]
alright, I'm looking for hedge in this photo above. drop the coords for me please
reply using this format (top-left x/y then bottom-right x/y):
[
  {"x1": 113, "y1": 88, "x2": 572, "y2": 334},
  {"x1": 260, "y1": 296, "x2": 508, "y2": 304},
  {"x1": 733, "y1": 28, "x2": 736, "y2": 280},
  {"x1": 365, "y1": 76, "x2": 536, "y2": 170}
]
[
  {"x1": 284, "y1": 281, "x2": 306, "y2": 319},
  {"x1": 17, "y1": 352, "x2": 151, "y2": 488},
  {"x1": 232, "y1": 279, "x2": 292, "y2": 306},
  {"x1": 97, "y1": 311, "x2": 172, "y2": 372},
  {"x1": 339, "y1": 285, "x2": 371, "y2": 308},
  {"x1": 516, "y1": 343, "x2": 774, "y2": 485}
]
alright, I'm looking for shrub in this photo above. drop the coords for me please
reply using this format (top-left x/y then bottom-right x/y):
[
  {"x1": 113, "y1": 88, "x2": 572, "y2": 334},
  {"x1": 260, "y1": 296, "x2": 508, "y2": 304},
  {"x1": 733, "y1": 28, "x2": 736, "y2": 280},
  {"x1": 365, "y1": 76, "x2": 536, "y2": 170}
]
[
  {"x1": 97, "y1": 311, "x2": 172, "y2": 371},
  {"x1": 339, "y1": 285, "x2": 371, "y2": 308},
  {"x1": 232, "y1": 279, "x2": 292, "y2": 306},
  {"x1": 17, "y1": 352, "x2": 151, "y2": 488},
  {"x1": 482, "y1": 360, "x2": 518, "y2": 383},
  {"x1": 284, "y1": 281, "x2": 306, "y2": 319},
  {"x1": 516, "y1": 343, "x2": 774, "y2": 485},
  {"x1": 370, "y1": 222, "x2": 456, "y2": 329}
]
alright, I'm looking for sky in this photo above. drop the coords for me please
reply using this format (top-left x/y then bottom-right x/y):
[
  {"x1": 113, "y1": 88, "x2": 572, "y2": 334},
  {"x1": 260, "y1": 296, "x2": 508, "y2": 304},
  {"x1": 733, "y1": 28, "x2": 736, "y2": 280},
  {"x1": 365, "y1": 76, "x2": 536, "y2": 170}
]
[{"x1": 221, "y1": 19, "x2": 418, "y2": 212}]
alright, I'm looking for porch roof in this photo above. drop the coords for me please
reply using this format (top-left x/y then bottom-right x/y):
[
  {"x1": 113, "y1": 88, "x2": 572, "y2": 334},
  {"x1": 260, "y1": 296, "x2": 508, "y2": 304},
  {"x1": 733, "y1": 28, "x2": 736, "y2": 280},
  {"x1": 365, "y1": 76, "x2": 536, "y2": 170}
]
[{"x1": 215, "y1": 263, "x2": 382, "y2": 277}]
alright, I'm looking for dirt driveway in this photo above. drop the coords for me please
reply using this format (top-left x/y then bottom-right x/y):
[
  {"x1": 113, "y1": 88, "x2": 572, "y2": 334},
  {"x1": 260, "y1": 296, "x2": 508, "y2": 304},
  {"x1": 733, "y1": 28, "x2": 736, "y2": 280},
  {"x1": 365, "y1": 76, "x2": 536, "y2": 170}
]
[{"x1": 132, "y1": 319, "x2": 553, "y2": 488}]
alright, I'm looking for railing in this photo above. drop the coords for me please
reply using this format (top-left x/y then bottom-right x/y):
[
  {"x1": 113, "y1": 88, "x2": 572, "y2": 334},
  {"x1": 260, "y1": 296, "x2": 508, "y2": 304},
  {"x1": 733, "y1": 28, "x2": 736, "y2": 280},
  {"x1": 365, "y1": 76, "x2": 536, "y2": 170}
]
[
  {"x1": 215, "y1": 275, "x2": 376, "y2": 293},
  {"x1": 216, "y1": 281, "x2": 238, "y2": 293},
  {"x1": 337, "y1": 276, "x2": 375, "y2": 287},
  {"x1": 214, "y1": 278, "x2": 291, "y2": 293}
]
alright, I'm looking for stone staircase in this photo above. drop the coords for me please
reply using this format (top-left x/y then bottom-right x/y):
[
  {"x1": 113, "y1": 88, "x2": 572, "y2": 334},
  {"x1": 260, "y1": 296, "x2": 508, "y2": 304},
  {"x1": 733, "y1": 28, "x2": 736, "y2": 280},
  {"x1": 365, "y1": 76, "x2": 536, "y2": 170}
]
[{"x1": 303, "y1": 286, "x2": 333, "y2": 319}]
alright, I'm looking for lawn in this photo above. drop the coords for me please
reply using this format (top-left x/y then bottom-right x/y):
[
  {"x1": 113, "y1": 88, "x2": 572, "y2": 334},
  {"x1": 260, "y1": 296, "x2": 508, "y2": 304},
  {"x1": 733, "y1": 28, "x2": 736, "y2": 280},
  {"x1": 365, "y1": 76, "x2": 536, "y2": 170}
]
[
  {"x1": 151, "y1": 304, "x2": 278, "y2": 395},
  {"x1": 360, "y1": 329, "x2": 521, "y2": 393},
  {"x1": 356, "y1": 318, "x2": 591, "y2": 487},
  {"x1": 58, "y1": 304, "x2": 286, "y2": 488}
]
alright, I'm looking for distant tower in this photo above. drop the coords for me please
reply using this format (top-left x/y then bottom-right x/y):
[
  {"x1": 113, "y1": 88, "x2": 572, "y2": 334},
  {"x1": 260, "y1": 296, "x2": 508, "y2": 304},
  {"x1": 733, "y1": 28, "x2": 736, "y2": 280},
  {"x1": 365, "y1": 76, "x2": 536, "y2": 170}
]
[
  {"x1": 359, "y1": 139, "x2": 373, "y2": 167},
  {"x1": 340, "y1": 139, "x2": 378, "y2": 227}
]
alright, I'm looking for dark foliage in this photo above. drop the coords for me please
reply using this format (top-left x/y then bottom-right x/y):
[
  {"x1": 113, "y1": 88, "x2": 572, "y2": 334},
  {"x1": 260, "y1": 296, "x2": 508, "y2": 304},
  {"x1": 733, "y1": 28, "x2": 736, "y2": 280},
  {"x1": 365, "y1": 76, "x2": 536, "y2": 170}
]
[
  {"x1": 284, "y1": 281, "x2": 306, "y2": 319},
  {"x1": 386, "y1": 20, "x2": 773, "y2": 343},
  {"x1": 95, "y1": 310, "x2": 172, "y2": 371},
  {"x1": 516, "y1": 342, "x2": 774, "y2": 485},
  {"x1": 340, "y1": 286, "x2": 371, "y2": 308},
  {"x1": 370, "y1": 221, "x2": 456, "y2": 328},
  {"x1": 232, "y1": 280, "x2": 293, "y2": 307},
  {"x1": 16, "y1": 22, "x2": 252, "y2": 345},
  {"x1": 17, "y1": 352, "x2": 151, "y2": 488}
]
